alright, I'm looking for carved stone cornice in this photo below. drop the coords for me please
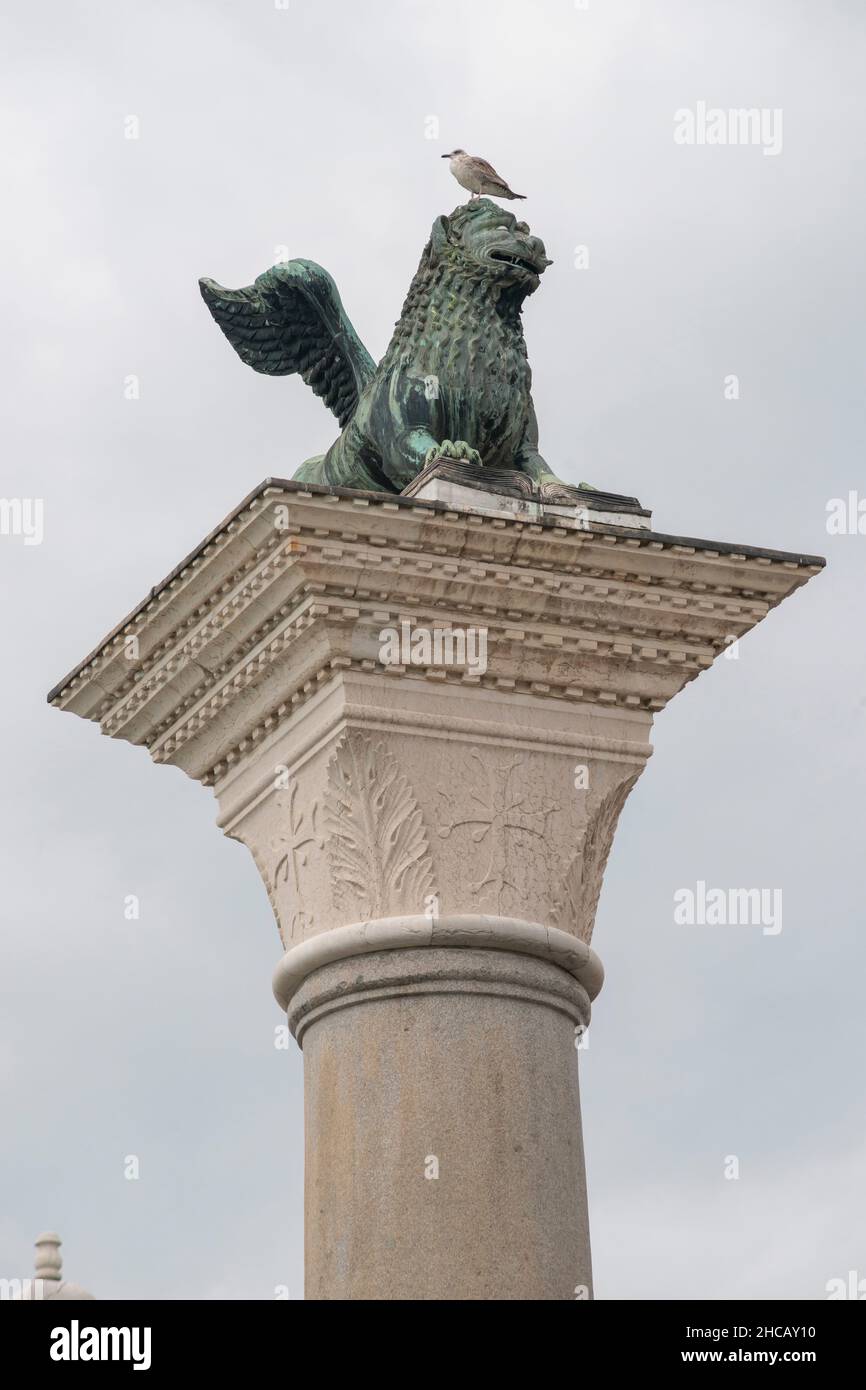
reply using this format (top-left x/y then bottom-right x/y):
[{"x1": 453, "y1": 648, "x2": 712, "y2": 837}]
[{"x1": 49, "y1": 482, "x2": 823, "y2": 783}]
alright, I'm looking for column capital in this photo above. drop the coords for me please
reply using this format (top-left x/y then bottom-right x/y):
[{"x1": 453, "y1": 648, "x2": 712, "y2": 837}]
[{"x1": 47, "y1": 480, "x2": 823, "y2": 958}]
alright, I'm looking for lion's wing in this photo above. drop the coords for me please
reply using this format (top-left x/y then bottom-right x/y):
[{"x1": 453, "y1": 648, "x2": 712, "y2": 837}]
[{"x1": 199, "y1": 259, "x2": 375, "y2": 428}]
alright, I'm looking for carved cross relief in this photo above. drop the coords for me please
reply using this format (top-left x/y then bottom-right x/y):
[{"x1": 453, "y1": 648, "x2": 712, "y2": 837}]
[
  {"x1": 269, "y1": 780, "x2": 324, "y2": 940},
  {"x1": 437, "y1": 747, "x2": 561, "y2": 914}
]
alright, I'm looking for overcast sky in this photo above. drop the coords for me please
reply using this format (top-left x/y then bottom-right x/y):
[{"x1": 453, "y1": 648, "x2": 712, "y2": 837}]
[{"x1": 2, "y1": 0, "x2": 864, "y2": 1300}]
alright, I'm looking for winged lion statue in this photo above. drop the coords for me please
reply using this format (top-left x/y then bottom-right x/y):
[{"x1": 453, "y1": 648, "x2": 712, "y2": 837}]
[{"x1": 199, "y1": 198, "x2": 573, "y2": 496}]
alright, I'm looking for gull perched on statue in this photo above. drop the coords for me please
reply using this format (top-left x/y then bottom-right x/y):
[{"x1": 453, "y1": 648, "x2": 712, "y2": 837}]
[{"x1": 442, "y1": 149, "x2": 526, "y2": 201}]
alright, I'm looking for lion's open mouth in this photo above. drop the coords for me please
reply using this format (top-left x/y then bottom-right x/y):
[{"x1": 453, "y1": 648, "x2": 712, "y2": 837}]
[{"x1": 490, "y1": 251, "x2": 540, "y2": 276}]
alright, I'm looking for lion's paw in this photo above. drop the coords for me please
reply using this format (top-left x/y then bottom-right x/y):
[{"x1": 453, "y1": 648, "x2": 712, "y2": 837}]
[{"x1": 424, "y1": 439, "x2": 483, "y2": 468}]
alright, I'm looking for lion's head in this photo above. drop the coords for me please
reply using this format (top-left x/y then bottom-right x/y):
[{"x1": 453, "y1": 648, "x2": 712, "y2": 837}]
[{"x1": 429, "y1": 199, "x2": 552, "y2": 298}]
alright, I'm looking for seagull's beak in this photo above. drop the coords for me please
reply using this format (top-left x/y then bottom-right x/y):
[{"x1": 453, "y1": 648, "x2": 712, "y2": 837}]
[{"x1": 441, "y1": 153, "x2": 450, "y2": 159}]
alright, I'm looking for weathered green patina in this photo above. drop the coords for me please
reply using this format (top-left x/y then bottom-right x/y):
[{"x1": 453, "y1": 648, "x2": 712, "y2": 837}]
[{"x1": 200, "y1": 199, "x2": 568, "y2": 494}]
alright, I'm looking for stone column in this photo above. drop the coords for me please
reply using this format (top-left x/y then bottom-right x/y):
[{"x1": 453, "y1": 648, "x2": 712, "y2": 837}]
[
  {"x1": 49, "y1": 479, "x2": 823, "y2": 1300},
  {"x1": 279, "y1": 935, "x2": 598, "y2": 1300}
]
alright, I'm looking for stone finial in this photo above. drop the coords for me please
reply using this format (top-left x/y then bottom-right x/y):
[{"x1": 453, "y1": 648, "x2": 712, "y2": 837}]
[
  {"x1": 34, "y1": 1231, "x2": 62, "y2": 1282},
  {"x1": 12, "y1": 1231, "x2": 95, "y2": 1300}
]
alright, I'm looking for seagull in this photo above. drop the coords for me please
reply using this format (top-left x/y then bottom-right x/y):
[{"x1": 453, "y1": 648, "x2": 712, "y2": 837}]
[{"x1": 441, "y1": 149, "x2": 526, "y2": 201}]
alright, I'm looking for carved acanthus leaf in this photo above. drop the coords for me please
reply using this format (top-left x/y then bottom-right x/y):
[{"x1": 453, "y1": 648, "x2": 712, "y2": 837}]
[
  {"x1": 553, "y1": 774, "x2": 640, "y2": 943},
  {"x1": 325, "y1": 735, "x2": 434, "y2": 921}
]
